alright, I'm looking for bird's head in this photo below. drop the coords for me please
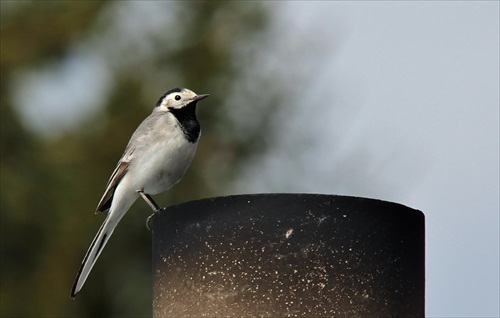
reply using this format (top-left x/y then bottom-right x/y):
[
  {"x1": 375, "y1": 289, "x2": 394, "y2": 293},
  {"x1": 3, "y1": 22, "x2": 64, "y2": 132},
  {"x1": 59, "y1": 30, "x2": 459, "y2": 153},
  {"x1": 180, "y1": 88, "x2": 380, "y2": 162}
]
[{"x1": 155, "y1": 87, "x2": 209, "y2": 111}]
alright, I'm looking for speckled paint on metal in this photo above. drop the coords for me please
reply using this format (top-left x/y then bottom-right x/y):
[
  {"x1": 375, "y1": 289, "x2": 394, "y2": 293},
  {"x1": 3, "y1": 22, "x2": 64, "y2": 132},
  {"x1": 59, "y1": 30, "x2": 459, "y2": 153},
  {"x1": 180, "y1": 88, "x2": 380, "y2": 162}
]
[{"x1": 152, "y1": 193, "x2": 425, "y2": 317}]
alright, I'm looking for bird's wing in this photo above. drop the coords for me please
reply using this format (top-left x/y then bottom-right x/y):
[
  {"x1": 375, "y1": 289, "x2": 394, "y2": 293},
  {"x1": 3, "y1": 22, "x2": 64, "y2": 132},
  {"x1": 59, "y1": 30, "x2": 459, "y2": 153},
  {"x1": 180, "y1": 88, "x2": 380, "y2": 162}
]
[
  {"x1": 94, "y1": 112, "x2": 160, "y2": 213},
  {"x1": 95, "y1": 159, "x2": 130, "y2": 213}
]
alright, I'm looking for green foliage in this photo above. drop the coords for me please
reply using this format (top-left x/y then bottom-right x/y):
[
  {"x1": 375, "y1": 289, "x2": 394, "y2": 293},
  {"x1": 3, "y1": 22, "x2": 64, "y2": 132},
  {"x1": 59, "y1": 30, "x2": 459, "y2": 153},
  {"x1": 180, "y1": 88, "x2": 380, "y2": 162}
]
[{"x1": 1, "y1": 2, "x2": 271, "y2": 316}]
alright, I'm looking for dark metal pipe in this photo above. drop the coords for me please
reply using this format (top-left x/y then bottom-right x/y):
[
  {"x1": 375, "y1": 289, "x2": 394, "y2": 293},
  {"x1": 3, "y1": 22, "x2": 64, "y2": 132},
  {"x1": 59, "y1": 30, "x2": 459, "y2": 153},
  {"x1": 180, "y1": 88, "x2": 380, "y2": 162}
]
[{"x1": 152, "y1": 194, "x2": 425, "y2": 317}]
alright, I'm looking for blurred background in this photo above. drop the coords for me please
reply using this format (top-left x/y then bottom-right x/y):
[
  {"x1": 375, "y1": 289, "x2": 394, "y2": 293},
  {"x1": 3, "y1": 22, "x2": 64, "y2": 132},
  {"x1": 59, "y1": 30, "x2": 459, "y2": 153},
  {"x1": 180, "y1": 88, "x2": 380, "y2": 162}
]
[{"x1": 1, "y1": 1, "x2": 498, "y2": 317}]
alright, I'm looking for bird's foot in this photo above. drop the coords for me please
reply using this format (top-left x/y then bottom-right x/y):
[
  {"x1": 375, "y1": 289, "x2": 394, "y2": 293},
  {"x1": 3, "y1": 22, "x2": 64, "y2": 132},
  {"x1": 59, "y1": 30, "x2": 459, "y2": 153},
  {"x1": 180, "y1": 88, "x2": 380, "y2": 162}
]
[{"x1": 146, "y1": 207, "x2": 167, "y2": 231}]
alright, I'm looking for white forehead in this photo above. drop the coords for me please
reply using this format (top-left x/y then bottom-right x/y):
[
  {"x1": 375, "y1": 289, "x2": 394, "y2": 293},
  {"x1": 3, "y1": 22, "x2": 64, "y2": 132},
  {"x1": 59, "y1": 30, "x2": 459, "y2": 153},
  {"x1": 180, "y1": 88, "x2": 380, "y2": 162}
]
[
  {"x1": 164, "y1": 88, "x2": 196, "y2": 100},
  {"x1": 168, "y1": 88, "x2": 196, "y2": 98},
  {"x1": 157, "y1": 88, "x2": 198, "y2": 109}
]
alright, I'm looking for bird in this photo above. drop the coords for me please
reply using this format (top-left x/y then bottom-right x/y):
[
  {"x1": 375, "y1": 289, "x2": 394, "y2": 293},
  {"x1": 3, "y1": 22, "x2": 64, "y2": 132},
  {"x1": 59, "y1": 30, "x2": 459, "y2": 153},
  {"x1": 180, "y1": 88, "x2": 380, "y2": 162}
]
[{"x1": 70, "y1": 87, "x2": 209, "y2": 298}]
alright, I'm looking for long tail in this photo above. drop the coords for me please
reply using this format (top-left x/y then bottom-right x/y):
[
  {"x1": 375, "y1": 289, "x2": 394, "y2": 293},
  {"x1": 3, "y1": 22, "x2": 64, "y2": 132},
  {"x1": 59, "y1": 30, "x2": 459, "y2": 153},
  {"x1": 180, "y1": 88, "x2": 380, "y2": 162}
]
[{"x1": 70, "y1": 211, "x2": 124, "y2": 298}]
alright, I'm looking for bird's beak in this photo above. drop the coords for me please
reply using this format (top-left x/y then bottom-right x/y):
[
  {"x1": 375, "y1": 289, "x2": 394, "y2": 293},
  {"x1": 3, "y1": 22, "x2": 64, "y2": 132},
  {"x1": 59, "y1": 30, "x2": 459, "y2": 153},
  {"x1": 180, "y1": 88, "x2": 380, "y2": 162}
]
[{"x1": 192, "y1": 94, "x2": 209, "y2": 102}]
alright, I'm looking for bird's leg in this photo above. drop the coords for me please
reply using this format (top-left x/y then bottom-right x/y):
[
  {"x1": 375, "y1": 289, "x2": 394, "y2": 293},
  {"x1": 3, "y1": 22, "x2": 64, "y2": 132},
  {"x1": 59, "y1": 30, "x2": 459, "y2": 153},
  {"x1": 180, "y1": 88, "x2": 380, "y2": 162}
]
[
  {"x1": 138, "y1": 191, "x2": 161, "y2": 212},
  {"x1": 138, "y1": 190, "x2": 164, "y2": 230}
]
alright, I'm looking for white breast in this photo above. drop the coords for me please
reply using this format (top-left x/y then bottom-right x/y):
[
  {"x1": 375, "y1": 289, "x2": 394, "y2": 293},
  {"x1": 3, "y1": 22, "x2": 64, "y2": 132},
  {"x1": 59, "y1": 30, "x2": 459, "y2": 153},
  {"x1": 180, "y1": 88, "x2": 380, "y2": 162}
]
[{"x1": 126, "y1": 112, "x2": 199, "y2": 195}]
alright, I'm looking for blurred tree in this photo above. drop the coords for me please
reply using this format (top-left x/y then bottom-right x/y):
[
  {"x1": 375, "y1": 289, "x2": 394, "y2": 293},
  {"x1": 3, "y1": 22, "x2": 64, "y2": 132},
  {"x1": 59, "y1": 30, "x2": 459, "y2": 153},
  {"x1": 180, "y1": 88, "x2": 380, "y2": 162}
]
[{"x1": 1, "y1": 1, "x2": 273, "y2": 317}]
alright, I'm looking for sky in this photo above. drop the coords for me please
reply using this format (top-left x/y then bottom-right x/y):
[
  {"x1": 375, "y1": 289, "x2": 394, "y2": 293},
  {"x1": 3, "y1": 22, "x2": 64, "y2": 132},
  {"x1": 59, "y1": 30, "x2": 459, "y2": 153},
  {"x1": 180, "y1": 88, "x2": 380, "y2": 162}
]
[
  {"x1": 11, "y1": 2, "x2": 499, "y2": 317},
  {"x1": 235, "y1": 2, "x2": 499, "y2": 317}
]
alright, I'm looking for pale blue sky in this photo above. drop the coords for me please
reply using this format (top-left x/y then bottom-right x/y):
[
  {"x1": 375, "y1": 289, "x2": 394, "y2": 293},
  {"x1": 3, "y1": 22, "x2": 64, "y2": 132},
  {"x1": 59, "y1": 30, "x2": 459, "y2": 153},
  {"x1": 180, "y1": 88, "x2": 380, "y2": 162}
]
[{"x1": 236, "y1": 2, "x2": 499, "y2": 317}]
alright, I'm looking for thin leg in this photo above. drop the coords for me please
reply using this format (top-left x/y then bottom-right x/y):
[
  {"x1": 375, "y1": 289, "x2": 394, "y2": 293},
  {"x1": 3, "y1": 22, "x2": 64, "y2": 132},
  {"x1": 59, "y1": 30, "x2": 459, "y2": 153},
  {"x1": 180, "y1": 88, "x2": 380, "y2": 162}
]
[
  {"x1": 139, "y1": 191, "x2": 161, "y2": 212},
  {"x1": 138, "y1": 191, "x2": 163, "y2": 231}
]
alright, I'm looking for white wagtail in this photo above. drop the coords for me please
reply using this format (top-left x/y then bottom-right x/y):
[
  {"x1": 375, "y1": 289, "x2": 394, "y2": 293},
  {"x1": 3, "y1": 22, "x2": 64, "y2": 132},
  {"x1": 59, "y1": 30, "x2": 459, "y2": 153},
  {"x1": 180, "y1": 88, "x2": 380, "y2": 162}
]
[{"x1": 70, "y1": 87, "x2": 209, "y2": 298}]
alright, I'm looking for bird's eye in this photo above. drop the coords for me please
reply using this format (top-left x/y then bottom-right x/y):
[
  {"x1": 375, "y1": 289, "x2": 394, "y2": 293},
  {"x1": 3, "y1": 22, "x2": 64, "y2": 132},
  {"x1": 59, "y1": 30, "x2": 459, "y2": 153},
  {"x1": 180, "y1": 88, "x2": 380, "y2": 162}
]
[{"x1": 174, "y1": 95, "x2": 181, "y2": 101}]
